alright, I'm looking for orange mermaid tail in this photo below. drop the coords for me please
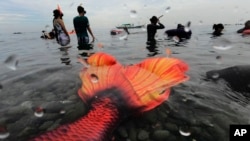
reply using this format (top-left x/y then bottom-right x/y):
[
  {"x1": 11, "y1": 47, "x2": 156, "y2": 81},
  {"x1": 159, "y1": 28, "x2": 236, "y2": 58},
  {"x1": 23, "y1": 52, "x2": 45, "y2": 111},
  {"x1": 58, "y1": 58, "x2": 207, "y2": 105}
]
[{"x1": 30, "y1": 52, "x2": 189, "y2": 141}]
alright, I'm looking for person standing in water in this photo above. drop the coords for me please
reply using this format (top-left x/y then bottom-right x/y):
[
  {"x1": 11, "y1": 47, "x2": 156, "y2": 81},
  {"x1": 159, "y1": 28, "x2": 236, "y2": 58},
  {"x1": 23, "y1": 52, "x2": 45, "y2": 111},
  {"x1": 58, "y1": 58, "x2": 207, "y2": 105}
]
[
  {"x1": 53, "y1": 9, "x2": 70, "y2": 46},
  {"x1": 212, "y1": 23, "x2": 224, "y2": 36},
  {"x1": 146, "y1": 16, "x2": 165, "y2": 45},
  {"x1": 73, "y1": 6, "x2": 95, "y2": 50}
]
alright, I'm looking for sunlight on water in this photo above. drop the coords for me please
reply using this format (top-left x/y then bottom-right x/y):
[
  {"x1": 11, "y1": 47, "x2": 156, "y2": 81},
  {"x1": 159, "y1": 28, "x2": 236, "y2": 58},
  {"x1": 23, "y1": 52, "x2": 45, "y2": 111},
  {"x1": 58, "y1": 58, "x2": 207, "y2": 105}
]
[
  {"x1": 4, "y1": 54, "x2": 18, "y2": 70},
  {"x1": 0, "y1": 126, "x2": 10, "y2": 139},
  {"x1": 119, "y1": 34, "x2": 128, "y2": 40},
  {"x1": 213, "y1": 45, "x2": 232, "y2": 50},
  {"x1": 34, "y1": 107, "x2": 44, "y2": 118},
  {"x1": 130, "y1": 10, "x2": 137, "y2": 18},
  {"x1": 90, "y1": 74, "x2": 99, "y2": 83},
  {"x1": 212, "y1": 38, "x2": 233, "y2": 50},
  {"x1": 165, "y1": 6, "x2": 171, "y2": 13}
]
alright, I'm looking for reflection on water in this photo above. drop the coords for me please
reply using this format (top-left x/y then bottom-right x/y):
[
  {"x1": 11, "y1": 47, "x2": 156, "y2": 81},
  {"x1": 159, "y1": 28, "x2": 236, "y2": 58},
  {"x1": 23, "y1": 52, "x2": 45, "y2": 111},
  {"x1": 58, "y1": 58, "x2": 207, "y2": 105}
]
[
  {"x1": 59, "y1": 46, "x2": 71, "y2": 65},
  {"x1": 146, "y1": 44, "x2": 160, "y2": 57},
  {"x1": 77, "y1": 43, "x2": 95, "y2": 60}
]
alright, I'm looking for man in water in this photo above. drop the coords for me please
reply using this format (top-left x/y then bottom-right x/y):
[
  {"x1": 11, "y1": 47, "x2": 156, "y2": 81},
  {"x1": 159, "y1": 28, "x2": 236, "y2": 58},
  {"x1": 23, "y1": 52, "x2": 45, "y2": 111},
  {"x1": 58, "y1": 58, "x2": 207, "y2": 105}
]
[
  {"x1": 146, "y1": 16, "x2": 165, "y2": 45},
  {"x1": 73, "y1": 6, "x2": 95, "y2": 50}
]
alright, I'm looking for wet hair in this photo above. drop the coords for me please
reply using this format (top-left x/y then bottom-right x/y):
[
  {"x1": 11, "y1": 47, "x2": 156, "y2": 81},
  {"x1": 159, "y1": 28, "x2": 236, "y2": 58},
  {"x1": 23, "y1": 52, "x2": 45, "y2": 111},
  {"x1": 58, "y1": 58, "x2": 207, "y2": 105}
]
[
  {"x1": 245, "y1": 20, "x2": 250, "y2": 29},
  {"x1": 150, "y1": 16, "x2": 158, "y2": 23},
  {"x1": 53, "y1": 9, "x2": 60, "y2": 18},
  {"x1": 213, "y1": 23, "x2": 224, "y2": 30},
  {"x1": 77, "y1": 6, "x2": 86, "y2": 14}
]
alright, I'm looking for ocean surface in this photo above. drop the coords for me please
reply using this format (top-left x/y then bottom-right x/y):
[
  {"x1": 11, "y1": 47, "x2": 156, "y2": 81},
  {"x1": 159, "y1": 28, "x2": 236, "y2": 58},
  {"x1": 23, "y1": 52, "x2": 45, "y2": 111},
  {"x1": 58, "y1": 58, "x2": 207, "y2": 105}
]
[{"x1": 0, "y1": 25, "x2": 250, "y2": 141}]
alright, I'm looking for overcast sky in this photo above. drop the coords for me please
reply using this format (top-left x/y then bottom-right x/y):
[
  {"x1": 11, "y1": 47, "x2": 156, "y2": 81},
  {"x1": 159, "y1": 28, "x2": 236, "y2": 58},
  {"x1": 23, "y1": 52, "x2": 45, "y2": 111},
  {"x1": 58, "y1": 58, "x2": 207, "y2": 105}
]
[{"x1": 0, "y1": 0, "x2": 249, "y2": 33}]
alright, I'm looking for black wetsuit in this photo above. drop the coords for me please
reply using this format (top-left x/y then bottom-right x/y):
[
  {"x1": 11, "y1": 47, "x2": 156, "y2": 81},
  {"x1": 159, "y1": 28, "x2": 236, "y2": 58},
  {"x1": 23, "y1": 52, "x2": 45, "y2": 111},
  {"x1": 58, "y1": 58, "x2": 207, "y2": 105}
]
[
  {"x1": 147, "y1": 23, "x2": 164, "y2": 44},
  {"x1": 212, "y1": 31, "x2": 223, "y2": 36}
]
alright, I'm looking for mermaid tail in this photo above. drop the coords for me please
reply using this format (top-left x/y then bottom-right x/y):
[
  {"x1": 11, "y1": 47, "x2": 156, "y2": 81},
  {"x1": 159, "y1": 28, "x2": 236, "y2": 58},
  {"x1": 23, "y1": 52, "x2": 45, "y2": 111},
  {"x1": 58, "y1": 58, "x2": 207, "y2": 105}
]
[
  {"x1": 124, "y1": 57, "x2": 189, "y2": 112},
  {"x1": 30, "y1": 52, "x2": 189, "y2": 141},
  {"x1": 31, "y1": 98, "x2": 121, "y2": 141}
]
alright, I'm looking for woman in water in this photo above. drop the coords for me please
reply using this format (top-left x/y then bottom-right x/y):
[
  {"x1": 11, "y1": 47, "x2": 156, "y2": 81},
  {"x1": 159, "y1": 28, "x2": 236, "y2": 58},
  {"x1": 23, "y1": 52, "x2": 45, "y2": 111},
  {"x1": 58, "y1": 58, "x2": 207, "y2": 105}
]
[{"x1": 53, "y1": 9, "x2": 70, "y2": 46}]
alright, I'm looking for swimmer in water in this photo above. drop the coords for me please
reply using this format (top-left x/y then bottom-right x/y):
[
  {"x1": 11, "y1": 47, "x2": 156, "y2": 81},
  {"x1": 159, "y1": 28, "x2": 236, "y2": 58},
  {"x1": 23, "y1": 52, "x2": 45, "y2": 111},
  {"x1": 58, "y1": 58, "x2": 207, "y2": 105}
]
[{"x1": 146, "y1": 16, "x2": 165, "y2": 45}]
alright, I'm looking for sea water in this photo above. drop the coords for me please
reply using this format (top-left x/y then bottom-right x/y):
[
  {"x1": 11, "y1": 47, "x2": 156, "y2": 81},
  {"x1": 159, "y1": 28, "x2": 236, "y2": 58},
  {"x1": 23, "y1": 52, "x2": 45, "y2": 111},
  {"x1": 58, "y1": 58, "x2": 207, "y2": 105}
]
[{"x1": 0, "y1": 25, "x2": 250, "y2": 141}]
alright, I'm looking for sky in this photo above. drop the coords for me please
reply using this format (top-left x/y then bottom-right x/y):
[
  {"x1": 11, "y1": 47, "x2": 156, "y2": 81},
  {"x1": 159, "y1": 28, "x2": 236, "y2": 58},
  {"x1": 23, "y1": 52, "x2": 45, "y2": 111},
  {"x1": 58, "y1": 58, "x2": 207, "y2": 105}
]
[{"x1": 0, "y1": 0, "x2": 249, "y2": 33}]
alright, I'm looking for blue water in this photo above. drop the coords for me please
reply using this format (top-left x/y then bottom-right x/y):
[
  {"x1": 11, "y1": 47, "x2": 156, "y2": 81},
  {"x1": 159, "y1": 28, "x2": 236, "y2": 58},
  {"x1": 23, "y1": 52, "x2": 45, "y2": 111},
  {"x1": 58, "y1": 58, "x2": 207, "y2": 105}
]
[{"x1": 0, "y1": 25, "x2": 250, "y2": 141}]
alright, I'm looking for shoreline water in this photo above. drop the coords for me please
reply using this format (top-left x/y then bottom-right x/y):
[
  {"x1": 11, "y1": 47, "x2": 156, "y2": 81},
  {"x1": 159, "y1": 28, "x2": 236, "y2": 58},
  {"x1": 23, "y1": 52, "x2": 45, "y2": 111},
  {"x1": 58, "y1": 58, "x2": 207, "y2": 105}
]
[{"x1": 0, "y1": 25, "x2": 250, "y2": 141}]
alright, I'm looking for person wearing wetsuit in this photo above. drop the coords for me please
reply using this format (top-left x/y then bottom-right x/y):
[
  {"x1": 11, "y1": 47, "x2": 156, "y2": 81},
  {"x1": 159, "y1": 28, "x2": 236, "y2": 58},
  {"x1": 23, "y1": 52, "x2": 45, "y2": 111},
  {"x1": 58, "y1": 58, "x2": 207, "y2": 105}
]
[
  {"x1": 146, "y1": 16, "x2": 165, "y2": 45},
  {"x1": 73, "y1": 6, "x2": 95, "y2": 50},
  {"x1": 212, "y1": 23, "x2": 224, "y2": 36}
]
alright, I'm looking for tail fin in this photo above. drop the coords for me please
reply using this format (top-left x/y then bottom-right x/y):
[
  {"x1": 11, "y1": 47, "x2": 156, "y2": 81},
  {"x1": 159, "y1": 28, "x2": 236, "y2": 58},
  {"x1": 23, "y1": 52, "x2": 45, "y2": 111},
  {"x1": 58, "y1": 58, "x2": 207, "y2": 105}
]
[
  {"x1": 87, "y1": 52, "x2": 118, "y2": 67},
  {"x1": 78, "y1": 52, "x2": 189, "y2": 113},
  {"x1": 123, "y1": 57, "x2": 189, "y2": 112},
  {"x1": 78, "y1": 53, "x2": 136, "y2": 107}
]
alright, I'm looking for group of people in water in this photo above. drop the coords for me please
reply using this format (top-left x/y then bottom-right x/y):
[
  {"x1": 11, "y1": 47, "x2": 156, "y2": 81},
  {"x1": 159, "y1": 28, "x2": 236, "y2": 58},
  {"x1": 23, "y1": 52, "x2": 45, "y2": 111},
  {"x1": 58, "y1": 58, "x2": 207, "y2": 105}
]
[
  {"x1": 146, "y1": 15, "x2": 250, "y2": 46},
  {"x1": 211, "y1": 20, "x2": 250, "y2": 36},
  {"x1": 146, "y1": 15, "x2": 193, "y2": 45},
  {"x1": 42, "y1": 5, "x2": 250, "y2": 54},
  {"x1": 41, "y1": 5, "x2": 95, "y2": 50}
]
